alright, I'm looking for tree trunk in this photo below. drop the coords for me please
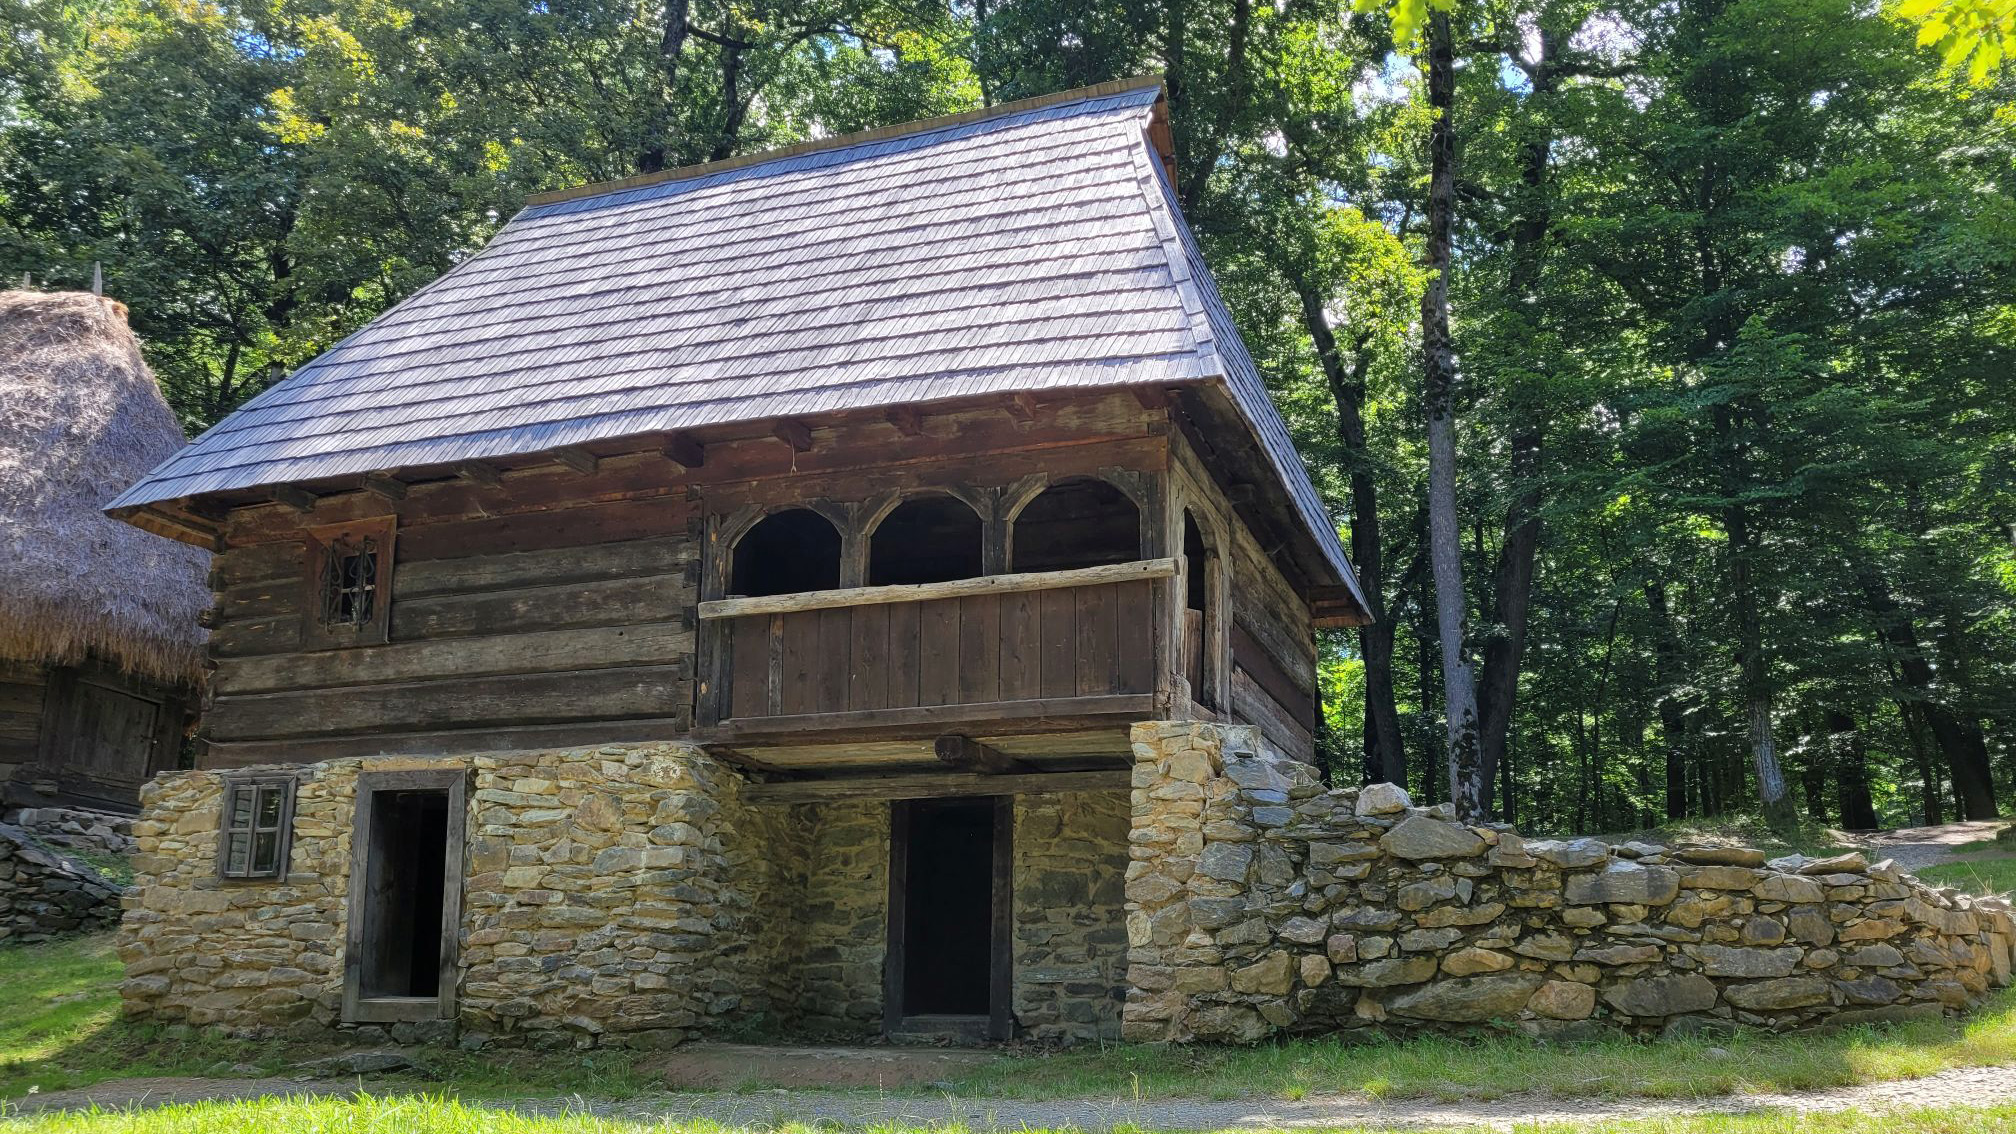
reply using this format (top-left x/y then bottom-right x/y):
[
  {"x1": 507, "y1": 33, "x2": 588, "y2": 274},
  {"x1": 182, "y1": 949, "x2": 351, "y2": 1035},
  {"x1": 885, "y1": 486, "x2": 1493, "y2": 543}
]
[
  {"x1": 1646, "y1": 580, "x2": 1692, "y2": 821},
  {"x1": 638, "y1": 0, "x2": 694, "y2": 173},
  {"x1": 1857, "y1": 566, "x2": 1999, "y2": 818},
  {"x1": 1720, "y1": 489, "x2": 1795, "y2": 831},
  {"x1": 1419, "y1": 10, "x2": 1483, "y2": 820},
  {"x1": 1827, "y1": 710, "x2": 1880, "y2": 831},
  {"x1": 1299, "y1": 286, "x2": 1406, "y2": 785},
  {"x1": 1475, "y1": 29, "x2": 1563, "y2": 819}
]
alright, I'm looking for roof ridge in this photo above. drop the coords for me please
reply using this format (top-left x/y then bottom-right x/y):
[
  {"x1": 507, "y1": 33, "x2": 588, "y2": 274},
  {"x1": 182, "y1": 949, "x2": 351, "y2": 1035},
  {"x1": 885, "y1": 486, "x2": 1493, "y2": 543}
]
[{"x1": 522, "y1": 76, "x2": 1166, "y2": 209}]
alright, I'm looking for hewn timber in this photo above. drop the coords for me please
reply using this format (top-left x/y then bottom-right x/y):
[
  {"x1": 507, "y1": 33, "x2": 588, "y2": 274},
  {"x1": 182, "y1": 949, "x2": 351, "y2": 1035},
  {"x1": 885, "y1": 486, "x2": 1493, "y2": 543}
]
[
  {"x1": 700, "y1": 559, "x2": 1177, "y2": 619},
  {"x1": 738, "y1": 768, "x2": 1128, "y2": 803}
]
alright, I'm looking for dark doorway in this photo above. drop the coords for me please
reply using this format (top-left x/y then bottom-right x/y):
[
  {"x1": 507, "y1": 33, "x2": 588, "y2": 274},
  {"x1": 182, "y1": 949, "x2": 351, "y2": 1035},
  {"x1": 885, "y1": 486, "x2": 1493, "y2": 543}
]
[
  {"x1": 359, "y1": 789, "x2": 449, "y2": 997},
  {"x1": 868, "y1": 496, "x2": 984, "y2": 586},
  {"x1": 887, "y1": 797, "x2": 1009, "y2": 1039},
  {"x1": 343, "y1": 770, "x2": 466, "y2": 1022}
]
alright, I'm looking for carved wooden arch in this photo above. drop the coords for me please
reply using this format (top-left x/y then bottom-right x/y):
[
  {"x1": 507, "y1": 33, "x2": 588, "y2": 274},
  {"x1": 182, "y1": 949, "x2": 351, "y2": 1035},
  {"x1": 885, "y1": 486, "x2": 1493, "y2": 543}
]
[
  {"x1": 850, "y1": 484, "x2": 1001, "y2": 581},
  {"x1": 999, "y1": 470, "x2": 1155, "y2": 571},
  {"x1": 710, "y1": 500, "x2": 852, "y2": 598}
]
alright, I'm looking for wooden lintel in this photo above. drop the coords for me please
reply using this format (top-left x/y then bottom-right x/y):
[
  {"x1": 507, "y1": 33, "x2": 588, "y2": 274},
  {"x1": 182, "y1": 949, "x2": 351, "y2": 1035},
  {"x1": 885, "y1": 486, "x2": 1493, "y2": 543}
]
[
  {"x1": 699, "y1": 557, "x2": 1177, "y2": 619},
  {"x1": 1130, "y1": 386, "x2": 1171, "y2": 411},
  {"x1": 934, "y1": 734, "x2": 1034, "y2": 775},
  {"x1": 552, "y1": 446, "x2": 600, "y2": 475},
  {"x1": 663, "y1": 433, "x2": 705, "y2": 469},
  {"x1": 124, "y1": 505, "x2": 223, "y2": 551},
  {"x1": 738, "y1": 768, "x2": 1128, "y2": 805},
  {"x1": 457, "y1": 460, "x2": 503, "y2": 488},
  {"x1": 361, "y1": 474, "x2": 408, "y2": 502},
  {"x1": 885, "y1": 405, "x2": 926, "y2": 436},
  {"x1": 271, "y1": 485, "x2": 318, "y2": 514},
  {"x1": 772, "y1": 419, "x2": 814, "y2": 452}
]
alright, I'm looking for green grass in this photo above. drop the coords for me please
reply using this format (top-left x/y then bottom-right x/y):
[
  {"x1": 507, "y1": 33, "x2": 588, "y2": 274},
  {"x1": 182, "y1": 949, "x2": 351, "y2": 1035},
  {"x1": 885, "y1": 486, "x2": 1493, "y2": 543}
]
[
  {"x1": 1599, "y1": 815, "x2": 1853, "y2": 860},
  {"x1": 938, "y1": 988, "x2": 2016, "y2": 1101},
  {"x1": 3, "y1": 1095, "x2": 2016, "y2": 1134},
  {"x1": 1918, "y1": 858, "x2": 2016, "y2": 896},
  {"x1": 9, "y1": 934, "x2": 2016, "y2": 1109}
]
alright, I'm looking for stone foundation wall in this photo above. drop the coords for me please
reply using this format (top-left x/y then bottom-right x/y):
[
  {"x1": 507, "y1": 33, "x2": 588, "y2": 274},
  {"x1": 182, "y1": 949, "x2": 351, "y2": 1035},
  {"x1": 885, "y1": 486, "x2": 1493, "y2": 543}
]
[
  {"x1": 1013, "y1": 791, "x2": 1129, "y2": 1042},
  {"x1": 119, "y1": 743, "x2": 776, "y2": 1046},
  {"x1": 0, "y1": 822, "x2": 124, "y2": 941},
  {"x1": 1124, "y1": 722, "x2": 2016, "y2": 1042},
  {"x1": 793, "y1": 800, "x2": 889, "y2": 1034}
]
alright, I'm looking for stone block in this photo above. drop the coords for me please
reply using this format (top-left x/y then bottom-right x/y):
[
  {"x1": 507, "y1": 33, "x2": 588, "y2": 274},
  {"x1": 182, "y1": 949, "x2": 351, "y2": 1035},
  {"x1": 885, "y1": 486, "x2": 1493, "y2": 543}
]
[
  {"x1": 1601, "y1": 972, "x2": 1717, "y2": 1018},
  {"x1": 1379, "y1": 816, "x2": 1487, "y2": 860}
]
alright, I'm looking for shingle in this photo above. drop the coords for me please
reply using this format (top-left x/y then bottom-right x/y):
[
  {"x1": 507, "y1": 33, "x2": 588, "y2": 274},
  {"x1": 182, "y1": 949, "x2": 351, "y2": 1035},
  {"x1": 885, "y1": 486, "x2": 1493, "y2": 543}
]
[{"x1": 112, "y1": 81, "x2": 1360, "y2": 600}]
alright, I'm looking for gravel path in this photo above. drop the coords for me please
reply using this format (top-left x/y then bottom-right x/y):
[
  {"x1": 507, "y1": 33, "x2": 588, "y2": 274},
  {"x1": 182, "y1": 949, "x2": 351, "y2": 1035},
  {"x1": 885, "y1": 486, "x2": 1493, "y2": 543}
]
[
  {"x1": 14, "y1": 1063, "x2": 2016, "y2": 1130},
  {"x1": 1852, "y1": 820, "x2": 2006, "y2": 875}
]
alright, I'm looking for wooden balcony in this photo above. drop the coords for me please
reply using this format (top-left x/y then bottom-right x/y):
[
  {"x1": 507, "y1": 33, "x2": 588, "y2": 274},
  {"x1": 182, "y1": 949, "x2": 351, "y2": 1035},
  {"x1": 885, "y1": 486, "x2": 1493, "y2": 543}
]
[{"x1": 695, "y1": 559, "x2": 1174, "y2": 762}]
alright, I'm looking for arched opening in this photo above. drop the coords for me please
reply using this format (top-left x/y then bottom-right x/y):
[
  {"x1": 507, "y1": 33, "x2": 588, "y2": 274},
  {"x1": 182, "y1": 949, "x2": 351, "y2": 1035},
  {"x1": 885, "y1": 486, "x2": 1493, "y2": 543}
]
[
  {"x1": 730, "y1": 508, "x2": 842, "y2": 597},
  {"x1": 868, "y1": 495, "x2": 984, "y2": 586},
  {"x1": 1182, "y1": 510, "x2": 1219, "y2": 710},
  {"x1": 1010, "y1": 477, "x2": 1141, "y2": 573}
]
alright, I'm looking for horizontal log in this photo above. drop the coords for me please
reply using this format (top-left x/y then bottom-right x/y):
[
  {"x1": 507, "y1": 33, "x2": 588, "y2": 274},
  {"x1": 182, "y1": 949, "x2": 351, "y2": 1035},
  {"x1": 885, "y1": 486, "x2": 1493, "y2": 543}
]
[
  {"x1": 737, "y1": 768, "x2": 1129, "y2": 804},
  {"x1": 198, "y1": 716, "x2": 692, "y2": 768},
  {"x1": 701, "y1": 692, "x2": 1155, "y2": 745},
  {"x1": 213, "y1": 621, "x2": 692, "y2": 696},
  {"x1": 395, "y1": 535, "x2": 694, "y2": 599},
  {"x1": 207, "y1": 663, "x2": 688, "y2": 742},
  {"x1": 700, "y1": 559, "x2": 1177, "y2": 619},
  {"x1": 393, "y1": 573, "x2": 691, "y2": 641}
]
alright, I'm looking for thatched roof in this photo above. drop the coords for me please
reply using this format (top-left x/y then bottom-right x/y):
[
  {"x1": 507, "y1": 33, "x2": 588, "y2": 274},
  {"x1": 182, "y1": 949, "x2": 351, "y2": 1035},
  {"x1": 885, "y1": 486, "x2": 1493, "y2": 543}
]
[{"x1": 0, "y1": 291, "x2": 208, "y2": 685}]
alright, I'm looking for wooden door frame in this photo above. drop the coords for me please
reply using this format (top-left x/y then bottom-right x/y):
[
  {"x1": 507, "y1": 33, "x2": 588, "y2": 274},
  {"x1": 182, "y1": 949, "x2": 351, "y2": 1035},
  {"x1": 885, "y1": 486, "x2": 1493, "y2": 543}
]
[
  {"x1": 883, "y1": 794, "x2": 1013, "y2": 1041},
  {"x1": 342, "y1": 767, "x2": 467, "y2": 1024}
]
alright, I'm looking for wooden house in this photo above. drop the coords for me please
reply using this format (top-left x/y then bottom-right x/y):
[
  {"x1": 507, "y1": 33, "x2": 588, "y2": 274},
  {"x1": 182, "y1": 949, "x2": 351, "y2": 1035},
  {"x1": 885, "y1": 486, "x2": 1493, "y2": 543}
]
[
  {"x1": 110, "y1": 79, "x2": 1370, "y2": 1045},
  {"x1": 0, "y1": 291, "x2": 206, "y2": 812}
]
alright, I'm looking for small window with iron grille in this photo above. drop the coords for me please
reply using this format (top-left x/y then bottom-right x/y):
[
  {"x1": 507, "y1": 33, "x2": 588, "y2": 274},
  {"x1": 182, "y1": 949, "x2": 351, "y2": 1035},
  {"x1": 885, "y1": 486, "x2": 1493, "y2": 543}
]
[
  {"x1": 322, "y1": 534, "x2": 380, "y2": 627},
  {"x1": 303, "y1": 517, "x2": 395, "y2": 647},
  {"x1": 217, "y1": 777, "x2": 296, "y2": 880}
]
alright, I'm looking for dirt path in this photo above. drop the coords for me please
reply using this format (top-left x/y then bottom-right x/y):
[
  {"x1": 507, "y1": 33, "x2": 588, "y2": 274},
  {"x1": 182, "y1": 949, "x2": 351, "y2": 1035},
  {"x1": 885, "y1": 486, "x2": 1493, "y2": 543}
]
[
  {"x1": 1850, "y1": 819, "x2": 2005, "y2": 875},
  {"x1": 15, "y1": 1062, "x2": 2016, "y2": 1130}
]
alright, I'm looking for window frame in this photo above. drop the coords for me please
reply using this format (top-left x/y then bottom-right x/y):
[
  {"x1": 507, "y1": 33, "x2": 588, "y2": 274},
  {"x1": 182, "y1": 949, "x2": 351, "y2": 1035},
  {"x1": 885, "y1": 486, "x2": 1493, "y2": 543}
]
[
  {"x1": 302, "y1": 516, "x2": 396, "y2": 649},
  {"x1": 215, "y1": 775, "x2": 298, "y2": 881}
]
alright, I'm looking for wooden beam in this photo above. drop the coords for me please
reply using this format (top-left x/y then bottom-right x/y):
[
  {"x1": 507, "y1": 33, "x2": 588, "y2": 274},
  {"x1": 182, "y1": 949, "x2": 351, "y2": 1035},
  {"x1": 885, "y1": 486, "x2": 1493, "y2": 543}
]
[
  {"x1": 771, "y1": 419, "x2": 814, "y2": 452},
  {"x1": 456, "y1": 460, "x2": 502, "y2": 488},
  {"x1": 271, "y1": 485, "x2": 318, "y2": 514},
  {"x1": 118, "y1": 505, "x2": 223, "y2": 551},
  {"x1": 934, "y1": 734, "x2": 1034, "y2": 774},
  {"x1": 552, "y1": 446, "x2": 600, "y2": 475},
  {"x1": 1003, "y1": 392, "x2": 1038, "y2": 424},
  {"x1": 663, "y1": 433, "x2": 705, "y2": 469},
  {"x1": 697, "y1": 693, "x2": 1155, "y2": 746},
  {"x1": 739, "y1": 768, "x2": 1128, "y2": 804},
  {"x1": 885, "y1": 405, "x2": 925, "y2": 436},
  {"x1": 1130, "y1": 386, "x2": 1171, "y2": 412},
  {"x1": 361, "y1": 474, "x2": 408, "y2": 502},
  {"x1": 699, "y1": 557, "x2": 1177, "y2": 619}
]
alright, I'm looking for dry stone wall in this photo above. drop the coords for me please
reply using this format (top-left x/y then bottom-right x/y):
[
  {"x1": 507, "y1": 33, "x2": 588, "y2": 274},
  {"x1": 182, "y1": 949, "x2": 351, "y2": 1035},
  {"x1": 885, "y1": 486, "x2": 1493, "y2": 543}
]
[
  {"x1": 0, "y1": 822, "x2": 123, "y2": 941},
  {"x1": 1012, "y1": 790, "x2": 1130, "y2": 1042},
  {"x1": 119, "y1": 743, "x2": 781, "y2": 1047},
  {"x1": 1125, "y1": 721, "x2": 2016, "y2": 1043}
]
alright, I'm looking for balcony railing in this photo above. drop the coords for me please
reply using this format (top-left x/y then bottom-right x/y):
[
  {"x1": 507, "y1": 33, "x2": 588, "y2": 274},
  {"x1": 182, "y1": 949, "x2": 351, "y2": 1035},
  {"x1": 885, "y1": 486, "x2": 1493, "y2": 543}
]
[{"x1": 696, "y1": 558, "x2": 1176, "y2": 741}]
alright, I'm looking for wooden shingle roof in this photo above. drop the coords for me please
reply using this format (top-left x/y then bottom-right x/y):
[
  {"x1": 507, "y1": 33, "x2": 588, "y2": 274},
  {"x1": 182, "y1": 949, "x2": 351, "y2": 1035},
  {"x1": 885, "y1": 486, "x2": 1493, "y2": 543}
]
[{"x1": 112, "y1": 78, "x2": 1364, "y2": 605}]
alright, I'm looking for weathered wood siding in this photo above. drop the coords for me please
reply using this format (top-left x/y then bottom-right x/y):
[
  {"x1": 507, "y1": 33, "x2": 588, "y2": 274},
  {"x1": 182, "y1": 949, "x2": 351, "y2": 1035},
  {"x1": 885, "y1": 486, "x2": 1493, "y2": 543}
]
[
  {"x1": 0, "y1": 660, "x2": 46, "y2": 784},
  {"x1": 198, "y1": 391, "x2": 1172, "y2": 767},
  {"x1": 1167, "y1": 430, "x2": 1319, "y2": 761},
  {"x1": 202, "y1": 500, "x2": 697, "y2": 767}
]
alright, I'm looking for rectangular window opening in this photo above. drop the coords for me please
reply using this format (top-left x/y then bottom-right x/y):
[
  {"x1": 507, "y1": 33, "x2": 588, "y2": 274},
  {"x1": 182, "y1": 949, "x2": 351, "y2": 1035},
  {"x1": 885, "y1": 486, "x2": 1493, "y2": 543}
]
[{"x1": 218, "y1": 778, "x2": 295, "y2": 880}]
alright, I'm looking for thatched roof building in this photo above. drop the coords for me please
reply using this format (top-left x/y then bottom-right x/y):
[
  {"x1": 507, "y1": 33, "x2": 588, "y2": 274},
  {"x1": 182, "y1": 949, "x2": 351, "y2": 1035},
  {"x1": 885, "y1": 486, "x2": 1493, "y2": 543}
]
[{"x1": 0, "y1": 291, "x2": 208, "y2": 684}]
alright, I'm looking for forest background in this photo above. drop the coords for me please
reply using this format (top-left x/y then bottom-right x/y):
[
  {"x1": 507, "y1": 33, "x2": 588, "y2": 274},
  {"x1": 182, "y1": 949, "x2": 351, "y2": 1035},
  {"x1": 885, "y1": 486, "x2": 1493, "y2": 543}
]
[{"x1": 1, "y1": 0, "x2": 2011, "y2": 835}]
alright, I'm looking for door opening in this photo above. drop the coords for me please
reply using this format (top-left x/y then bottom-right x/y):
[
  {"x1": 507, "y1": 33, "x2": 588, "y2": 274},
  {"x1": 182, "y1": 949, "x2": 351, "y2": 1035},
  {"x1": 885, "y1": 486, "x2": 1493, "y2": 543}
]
[
  {"x1": 343, "y1": 770, "x2": 466, "y2": 1022},
  {"x1": 361, "y1": 789, "x2": 449, "y2": 998},
  {"x1": 887, "y1": 796, "x2": 1009, "y2": 1039}
]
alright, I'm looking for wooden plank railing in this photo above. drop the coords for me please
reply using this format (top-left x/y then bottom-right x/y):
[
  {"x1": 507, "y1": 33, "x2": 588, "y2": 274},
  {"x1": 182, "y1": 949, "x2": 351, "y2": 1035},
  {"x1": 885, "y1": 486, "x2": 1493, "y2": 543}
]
[{"x1": 702, "y1": 559, "x2": 1174, "y2": 725}]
